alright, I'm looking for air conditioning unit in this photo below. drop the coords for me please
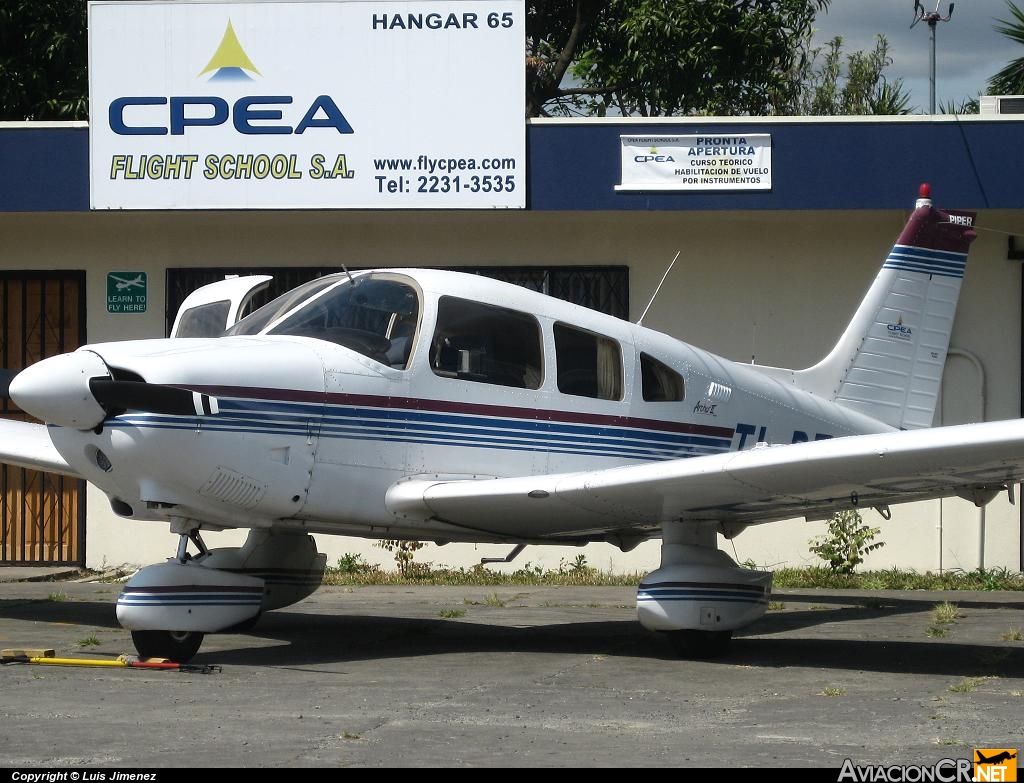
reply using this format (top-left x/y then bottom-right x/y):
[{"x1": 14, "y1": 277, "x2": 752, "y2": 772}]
[{"x1": 979, "y1": 95, "x2": 1024, "y2": 115}]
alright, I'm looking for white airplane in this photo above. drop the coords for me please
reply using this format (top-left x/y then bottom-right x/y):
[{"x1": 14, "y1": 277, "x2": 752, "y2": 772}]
[
  {"x1": 112, "y1": 274, "x2": 146, "y2": 291},
  {"x1": 1, "y1": 184, "x2": 1021, "y2": 663}
]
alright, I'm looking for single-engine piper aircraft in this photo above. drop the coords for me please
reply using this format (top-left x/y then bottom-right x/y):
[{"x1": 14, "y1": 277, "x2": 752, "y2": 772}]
[{"x1": 1, "y1": 184, "x2": 1022, "y2": 662}]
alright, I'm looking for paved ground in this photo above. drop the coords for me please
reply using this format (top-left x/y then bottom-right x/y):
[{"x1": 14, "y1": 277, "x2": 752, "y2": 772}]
[{"x1": 0, "y1": 580, "x2": 1021, "y2": 768}]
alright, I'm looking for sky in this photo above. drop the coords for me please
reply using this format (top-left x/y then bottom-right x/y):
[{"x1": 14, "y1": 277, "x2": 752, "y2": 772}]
[{"x1": 811, "y1": 0, "x2": 1022, "y2": 112}]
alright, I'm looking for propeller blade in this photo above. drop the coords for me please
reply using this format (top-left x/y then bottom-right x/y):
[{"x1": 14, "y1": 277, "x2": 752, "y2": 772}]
[
  {"x1": 89, "y1": 378, "x2": 219, "y2": 417},
  {"x1": 0, "y1": 369, "x2": 18, "y2": 398}
]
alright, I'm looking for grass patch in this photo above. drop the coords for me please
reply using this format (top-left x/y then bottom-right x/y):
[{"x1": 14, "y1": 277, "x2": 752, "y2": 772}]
[
  {"x1": 76, "y1": 636, "x2": 101, "y2": 648},
  {"x1": 948, "y1": 676, "x2": 995, "y2": 694},
  {"x1": 768, "y1": 601, "x2": 786, "y2": 610},
  {"x1": 321, "y1": 561, "x2": 1024, "y2": 590},
  {"x1": 1000, "y1": 628, "x2": 1023, "y2": 642},
  {"x1": 340, "y1": 732, "x2": 361, "y2": 740},
  {"x1": 820, "y1": 686, "x2": 845, "y2": 697},
  {"x1": 926, "y1": 625, "x2": 948, "y2": 638},
  {"x1": 439, "y1": 608, "x2": 466, "y2": 619},
  {"x1": 933, "y1": 602, "x2": 963, "y2": 624},
  {"x1": 47, "y1": 592, "x2": 69, "y2": 602},
  {"x1": 773, "y1": 566, "x2": 1024, "y2": 591}
]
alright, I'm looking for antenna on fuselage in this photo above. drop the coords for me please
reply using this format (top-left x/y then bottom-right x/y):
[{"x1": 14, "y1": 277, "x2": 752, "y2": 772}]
[
  {"x1": 636, "y1": 250, "x2": 681, "y2": 327},
  {"x1": 341, "y1": 264, "x2": 356, "y2": 286}
]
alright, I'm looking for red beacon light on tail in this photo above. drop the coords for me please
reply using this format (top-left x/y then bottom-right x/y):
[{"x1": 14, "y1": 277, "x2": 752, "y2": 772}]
[{"x1": 916, "y1": 182, "x2": 933, "y2": 209}]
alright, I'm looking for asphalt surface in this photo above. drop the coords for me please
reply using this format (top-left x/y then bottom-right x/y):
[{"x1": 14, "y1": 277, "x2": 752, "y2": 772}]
[{"x1": 0, "y1": 580, "x2": 1021, "y2": 768}]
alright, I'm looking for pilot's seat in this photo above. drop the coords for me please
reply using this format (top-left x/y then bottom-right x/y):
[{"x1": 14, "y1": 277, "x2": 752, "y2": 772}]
[{"x1": 385, "y1": 319, "x2": 416, "y2": 368}]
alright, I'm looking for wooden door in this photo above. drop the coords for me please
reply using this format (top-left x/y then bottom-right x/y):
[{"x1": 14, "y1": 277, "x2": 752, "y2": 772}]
[{"x1": 0, "y1": 272, "x2": 86, "y2": 565}]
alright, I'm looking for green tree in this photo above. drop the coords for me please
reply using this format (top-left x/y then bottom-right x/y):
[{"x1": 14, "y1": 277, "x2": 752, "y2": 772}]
[
  {"x1": 809, "y1": 509, "x2": 885, "y2": 575},
  {"x1": 988, "y1": 0, "x2": 1024, "y2": 96},
  {"x1": 0, "y1": 1, "x2": 88, "y2": 120},
  {"x1": 781, "y1": 34, "x2": 913, "y2": 116},
  {"x1": 528, "y1": 0, "x2": 831, "y2": 117}
]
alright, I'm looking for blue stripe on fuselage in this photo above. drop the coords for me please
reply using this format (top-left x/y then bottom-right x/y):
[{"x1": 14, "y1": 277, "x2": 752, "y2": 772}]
[{"x1": 106, "y1": 395, "x2": 735, "y2": 462}]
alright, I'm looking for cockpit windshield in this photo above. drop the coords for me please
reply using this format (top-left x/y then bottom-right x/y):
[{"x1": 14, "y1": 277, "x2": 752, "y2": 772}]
[
  {"x1": 262, "y1": 275, "x2": 420, "y2": 368},
  {"x1": 227, "y1": 276, "x2": 340, "y2": 337}
]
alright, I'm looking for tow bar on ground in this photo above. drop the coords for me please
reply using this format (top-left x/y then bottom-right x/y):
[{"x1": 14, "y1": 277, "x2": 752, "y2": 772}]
[{"x1": 1, "y1": 648, "x2": 221, "y2": 673}]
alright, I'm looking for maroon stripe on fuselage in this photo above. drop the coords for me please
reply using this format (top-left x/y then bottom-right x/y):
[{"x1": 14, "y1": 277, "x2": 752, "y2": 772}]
[{"x1": 190, "y1": 385, "x2": 735, "y2": 438}]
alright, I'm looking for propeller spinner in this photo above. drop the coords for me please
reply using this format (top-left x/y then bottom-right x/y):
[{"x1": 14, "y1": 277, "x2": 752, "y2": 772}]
[{"x1": 7, "y1": 350, "x2": 218, "y2": 429}]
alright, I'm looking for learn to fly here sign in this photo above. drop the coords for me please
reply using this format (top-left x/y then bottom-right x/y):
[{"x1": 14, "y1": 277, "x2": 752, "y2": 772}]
[{"x1": 88, "y1": 1, "x2": 525, "y2": 209}]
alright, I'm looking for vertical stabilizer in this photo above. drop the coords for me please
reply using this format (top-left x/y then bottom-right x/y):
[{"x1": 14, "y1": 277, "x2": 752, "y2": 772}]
[{"x1": 795, "y1": 184, "x2": 977, "y2": 429}]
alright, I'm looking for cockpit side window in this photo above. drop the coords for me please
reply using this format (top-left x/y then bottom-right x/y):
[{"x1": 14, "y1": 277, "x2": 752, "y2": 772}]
[
  {"x1": 266, "y1": 276, "x2": 420, "y2": 368},
  {"x1": 554, "y1": 323, "x2": 622, "y2": 400},
  {"x1": 430, "y1": 297, "x2": 542, "y2": 389},
  {"x1": 640, "y1": 353, "x2": 685, "y2": 401},
  {"x1": 175, "y1": 300, "x2": 231, "y2": 338}
]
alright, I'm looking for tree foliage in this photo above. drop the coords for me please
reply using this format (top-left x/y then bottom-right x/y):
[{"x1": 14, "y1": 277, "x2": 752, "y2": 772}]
[
  {"x1": 808, "y1": 509, "x2": 885, "y2": 575},
  {"x1": 2, "y1": 0, "x2": 908, "y2": 123},
  {"x1": 527, "y1": 0, "x2": 831, "y2": 117},
  {"x1": 782, "y1": 34, "x2": 913, "y2": 116},
  {"x1": 0, "y1": 0, "x2": 88, "y2": 121},
  {"x1": 988, "y1": 0, "x2": 1024, "y2": 96}
]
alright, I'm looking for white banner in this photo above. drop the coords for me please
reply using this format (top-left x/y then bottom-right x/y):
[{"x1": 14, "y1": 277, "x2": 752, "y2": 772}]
[
  {"x1": 89, "y1": 0, "x2": 525, "y2": 209},
  {"x1": 617, "y1": 134, "x2": 772, "y2": 192}
]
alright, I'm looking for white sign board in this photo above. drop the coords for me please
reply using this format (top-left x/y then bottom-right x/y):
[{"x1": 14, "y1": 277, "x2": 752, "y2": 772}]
[
  {"x1": 89, "y1": 0, "x2": 525, "y2": 209},
  {"x1": 617, "y1": 134, "x2": 772, "y2": 192}
]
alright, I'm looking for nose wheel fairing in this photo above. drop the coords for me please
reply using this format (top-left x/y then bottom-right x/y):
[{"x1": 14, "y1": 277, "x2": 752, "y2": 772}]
[
  {"x1": 117, "y1": 529, "x2": 327, "y2": 661},
  {"x1": 116, "y1": 560, "x2": 265, "y2": 634}
]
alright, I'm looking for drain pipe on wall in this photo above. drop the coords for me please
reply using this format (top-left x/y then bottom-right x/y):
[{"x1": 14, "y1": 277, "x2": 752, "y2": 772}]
[{"x1": 947, "y1": 347, "x2": 987, "y2": 571}]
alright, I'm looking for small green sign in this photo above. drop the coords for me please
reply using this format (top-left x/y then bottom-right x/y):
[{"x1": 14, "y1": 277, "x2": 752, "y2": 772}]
[{"x1": 107, "y1": 272, "x2": 148, "y2": 313}]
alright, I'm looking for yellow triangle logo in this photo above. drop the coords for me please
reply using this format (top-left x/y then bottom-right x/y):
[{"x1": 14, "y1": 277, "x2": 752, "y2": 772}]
[{"x1": 198, "y1": 20, "x2": 261, "y2": 79}]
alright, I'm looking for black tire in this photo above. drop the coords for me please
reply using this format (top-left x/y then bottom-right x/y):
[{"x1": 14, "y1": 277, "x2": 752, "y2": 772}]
[
  {"x1": 131, "y1": 630, "x2": 205, "y2": 662},
  {"x1": 223, "y1": 612, "x2": 262, "y2": 633},
  {"x1": 665, "y1": 629, "x2": 733, "y2": 659}
]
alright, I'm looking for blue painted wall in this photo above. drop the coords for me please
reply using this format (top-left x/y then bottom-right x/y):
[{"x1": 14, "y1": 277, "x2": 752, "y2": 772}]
[
  {"x1": 0, "y1": 126, "x2": 89, "y2": 212},
  {"x1": 528, "y1": 119, "x2": 1024, "y2": 211},
  {"x1": 2, "y1": 120, "x2": 1022, "y2": 212}
]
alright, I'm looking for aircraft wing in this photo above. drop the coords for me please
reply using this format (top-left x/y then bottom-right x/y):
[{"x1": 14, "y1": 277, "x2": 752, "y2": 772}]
[
  {"x1": 386, "y1": 419, "x2": 1024, "y2": 540},
  {"x1": 0, "y1": 419, "x2": 80, "y2": 477}
]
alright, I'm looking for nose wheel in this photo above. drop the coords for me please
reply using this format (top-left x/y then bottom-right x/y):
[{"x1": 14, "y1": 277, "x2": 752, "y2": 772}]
[
  {"x1": 130, "y1": 630, "x2": 205, "y2": 663},
  {"x1": 664, "y1": 629, "x2": 733, "y2": 659}
]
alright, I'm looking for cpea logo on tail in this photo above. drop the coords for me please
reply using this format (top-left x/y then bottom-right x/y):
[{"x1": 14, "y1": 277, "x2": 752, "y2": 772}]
[{"x1": 974, "y1": 749, "x2": 1017, "y2": 782}]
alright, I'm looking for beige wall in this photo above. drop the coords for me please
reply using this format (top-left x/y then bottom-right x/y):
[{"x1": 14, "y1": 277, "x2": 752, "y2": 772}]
[{"x1": 1, "y1": 207, "x2": 1020, "y2": 574}]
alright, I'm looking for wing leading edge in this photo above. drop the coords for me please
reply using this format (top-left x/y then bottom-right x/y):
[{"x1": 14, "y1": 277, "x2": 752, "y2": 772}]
[
  {"x1": 0, "y1": 419, "x2": 79, "y2": 477},
  {"x1": 386, "y1": 420, "x2": 1024, "y2": 540}
]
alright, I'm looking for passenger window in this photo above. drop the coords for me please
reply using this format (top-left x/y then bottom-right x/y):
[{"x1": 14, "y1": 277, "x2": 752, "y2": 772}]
[
  {"x1": 641, "y1": 353, "x2": 685, "y2": 401},
  {"x1": 430, "y1": 297, "x2": 542, "y2": 389},
  {"x1": 554, "y1": 322, "x2": 622, "y2": 400}
]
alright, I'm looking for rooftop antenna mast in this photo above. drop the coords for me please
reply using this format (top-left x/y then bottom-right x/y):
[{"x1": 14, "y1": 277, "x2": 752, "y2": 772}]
[{"x1": 911, "y1": 1, "x2": 955, "y2": 114}]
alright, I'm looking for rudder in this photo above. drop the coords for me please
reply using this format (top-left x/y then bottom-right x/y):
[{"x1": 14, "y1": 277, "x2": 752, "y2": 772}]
[{"x1": 795, "y1": 184, "x2": 978, "y2": 429}]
